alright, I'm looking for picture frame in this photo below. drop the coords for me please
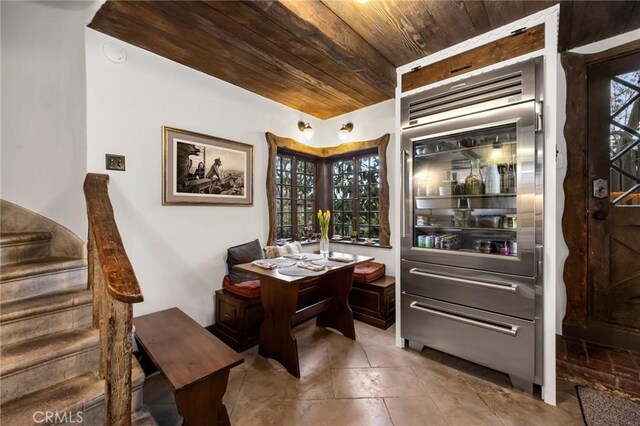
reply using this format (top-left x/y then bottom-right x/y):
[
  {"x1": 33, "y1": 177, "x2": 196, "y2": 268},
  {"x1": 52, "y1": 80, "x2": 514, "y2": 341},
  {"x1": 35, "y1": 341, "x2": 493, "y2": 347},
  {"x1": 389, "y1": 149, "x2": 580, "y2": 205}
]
[{"x1": 162, "y1": 126, "x2": 253, "y2": 206}]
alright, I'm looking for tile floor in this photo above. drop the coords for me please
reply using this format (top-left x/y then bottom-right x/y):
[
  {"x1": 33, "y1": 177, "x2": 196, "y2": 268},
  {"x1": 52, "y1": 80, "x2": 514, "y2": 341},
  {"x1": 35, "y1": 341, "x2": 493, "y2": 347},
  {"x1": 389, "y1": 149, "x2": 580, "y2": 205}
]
[{"x1": 143, "y1": 320, "x2": 584, "y2": 426}]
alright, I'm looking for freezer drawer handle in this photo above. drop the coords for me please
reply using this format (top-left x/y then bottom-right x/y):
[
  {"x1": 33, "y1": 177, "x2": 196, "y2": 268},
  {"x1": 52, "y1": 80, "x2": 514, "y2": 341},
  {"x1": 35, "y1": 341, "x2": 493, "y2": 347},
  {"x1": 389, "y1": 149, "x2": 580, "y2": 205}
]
[
  {"x1": 409, "y1": 268, "x2": 518, "y2": 293},
  {"x1": 409, "y1": 302, "x2": 519, "y2": 337}
]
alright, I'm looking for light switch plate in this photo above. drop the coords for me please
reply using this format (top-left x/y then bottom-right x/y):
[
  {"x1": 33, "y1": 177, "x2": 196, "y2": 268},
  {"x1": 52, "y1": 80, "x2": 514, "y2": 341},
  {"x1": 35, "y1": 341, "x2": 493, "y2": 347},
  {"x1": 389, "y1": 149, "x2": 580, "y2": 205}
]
[{"x1": 106, "y1": 154, "x2": 125, "y2": 171}]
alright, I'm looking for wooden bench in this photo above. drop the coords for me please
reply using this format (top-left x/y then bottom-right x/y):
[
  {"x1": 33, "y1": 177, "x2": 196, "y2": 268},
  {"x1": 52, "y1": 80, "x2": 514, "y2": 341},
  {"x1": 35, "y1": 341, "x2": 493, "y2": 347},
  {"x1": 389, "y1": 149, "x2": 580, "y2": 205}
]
[
  {"x1": 349, "y1": 276, "x2": 396, "y2": 329},
  {"x1": 134, "y1": 307, "x2": 243, "y2": 426}
]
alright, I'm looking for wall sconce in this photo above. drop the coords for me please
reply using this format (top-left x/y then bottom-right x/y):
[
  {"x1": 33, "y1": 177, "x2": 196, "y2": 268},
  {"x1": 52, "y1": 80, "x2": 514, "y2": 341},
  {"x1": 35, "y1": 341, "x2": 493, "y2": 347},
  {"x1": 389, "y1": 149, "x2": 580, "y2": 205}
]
[
  {"x1": 338, "y1": 122, "x2": 354, "y2": 142},
  {"x1": 298, "y1": 121, "x2": 314, "y2": 140}
]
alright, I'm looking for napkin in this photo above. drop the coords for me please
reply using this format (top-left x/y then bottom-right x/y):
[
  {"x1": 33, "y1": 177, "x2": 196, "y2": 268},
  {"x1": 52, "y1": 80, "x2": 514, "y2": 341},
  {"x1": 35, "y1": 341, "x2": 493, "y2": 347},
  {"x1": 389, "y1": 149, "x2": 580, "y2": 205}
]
[
  {"x1": 328, "y1": 255, "x2": 353, "y2": 263},
  {"x1": 284, "y1": 253, "x2": 307, "y2": 260},
  {"x1": 297, "y1": 262, "x2": 325, "y2": 272},
  {"x1": 251, "y1": 260, "x2": 277, "y2": 270}
]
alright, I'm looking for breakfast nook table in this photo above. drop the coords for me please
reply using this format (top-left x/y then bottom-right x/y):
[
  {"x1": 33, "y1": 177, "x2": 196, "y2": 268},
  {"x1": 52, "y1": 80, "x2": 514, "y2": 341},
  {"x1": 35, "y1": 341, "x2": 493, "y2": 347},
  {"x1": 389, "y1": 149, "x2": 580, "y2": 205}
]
[{"x1": 235, "y1": 252, "x2": 373, "y2": 377}]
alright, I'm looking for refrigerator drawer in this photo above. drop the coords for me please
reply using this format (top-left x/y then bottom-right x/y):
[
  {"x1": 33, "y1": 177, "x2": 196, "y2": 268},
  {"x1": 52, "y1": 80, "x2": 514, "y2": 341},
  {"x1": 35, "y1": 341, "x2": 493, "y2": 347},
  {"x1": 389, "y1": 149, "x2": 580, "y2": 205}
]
[
  {"x1": 401, "y1": 293, "x2": 535, "y2": 381},
  {"x1": 401, "y1": 260, "x2": 535, "y2": 320}
]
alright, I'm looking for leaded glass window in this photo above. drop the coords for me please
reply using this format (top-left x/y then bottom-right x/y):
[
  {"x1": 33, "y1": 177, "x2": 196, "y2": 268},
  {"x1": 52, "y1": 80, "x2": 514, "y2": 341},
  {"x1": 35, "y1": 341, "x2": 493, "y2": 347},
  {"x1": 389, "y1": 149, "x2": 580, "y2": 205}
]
[
  {"x1": 609, "y1": 70, "x2": 640, "y2": 206},
  {"x1": 276, "y1": 154, "x2": 315, "y2": 242},
  {"x1": 332, "y1": 153, "x2": 380, "y2": 238}
]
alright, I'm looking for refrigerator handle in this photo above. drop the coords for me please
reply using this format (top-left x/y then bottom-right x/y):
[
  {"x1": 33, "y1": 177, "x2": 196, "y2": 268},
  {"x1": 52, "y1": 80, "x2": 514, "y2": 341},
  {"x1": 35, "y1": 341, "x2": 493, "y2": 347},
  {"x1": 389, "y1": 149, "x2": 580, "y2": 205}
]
[{"x1": 401, "y1": 149, "x2": 409, "y2": 238}]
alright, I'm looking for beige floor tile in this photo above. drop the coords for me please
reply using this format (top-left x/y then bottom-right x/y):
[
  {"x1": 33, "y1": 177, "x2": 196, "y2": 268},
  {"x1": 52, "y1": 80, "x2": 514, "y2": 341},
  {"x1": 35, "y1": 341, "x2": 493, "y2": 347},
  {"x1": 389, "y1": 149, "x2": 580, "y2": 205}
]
[
  {"x1": 222, "y1": 370, "x2": 245, "y2": 411},
  {"x1": 413, "y1": 363, "x2": 476, "y2": 395},
  {"x1": 355, "y1": 321, "x2": 396, "y2": 346},
  {"x1": 283, "y1": 398, "x2": 392, "y2": 426},
  {"x1": 479, "y1": 390, "x2": 584, "y2": 426},
  {"x1": 384, "y1": 396, "x2": 448, "y2": 426},
  {"x1": 460, "y1": 363, "x2": 515, "y2": 394},
  {"x1": 238, "y1": 370, "x2": 295, "y2": 401},
  {"x1": 328, "y1": 339, "x2": 371, "y2": 368},
  {"x1": 430, "y1": 390, "x2": 503, "y2": 426},
  {"x1": 285, "y1": 367, "x2": 334, "y2": 400},
  {"x1": 237, "y1": 346, "x2": 287, "y2": 372},
  {"x1": 331, "y1": 367, "x2": 426, "y2": 398},
  {"x1": 230, "y1": 399, "x2": 285, "y2": 426},
  {"x1": 364, "y1": 345, "x2": 432, "y2": 368},
  {"x1": 297, "y1": 342, "x2": 330, "y2": 375}
]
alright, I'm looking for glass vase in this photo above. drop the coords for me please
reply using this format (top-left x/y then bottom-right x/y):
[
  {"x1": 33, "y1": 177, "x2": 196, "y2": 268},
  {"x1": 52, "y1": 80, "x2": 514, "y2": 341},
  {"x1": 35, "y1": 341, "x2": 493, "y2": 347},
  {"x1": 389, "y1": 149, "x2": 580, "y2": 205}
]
[{"x1": 320, "y1": 234, "x2": 330, "y2": 255}]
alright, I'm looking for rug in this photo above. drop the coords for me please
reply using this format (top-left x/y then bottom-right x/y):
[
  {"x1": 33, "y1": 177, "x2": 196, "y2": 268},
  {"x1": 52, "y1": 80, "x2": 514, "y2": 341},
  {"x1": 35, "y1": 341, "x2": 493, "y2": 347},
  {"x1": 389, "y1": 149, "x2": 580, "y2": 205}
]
[{"x1": 577, "y1": 386, "x2": 640, "y2": 426}]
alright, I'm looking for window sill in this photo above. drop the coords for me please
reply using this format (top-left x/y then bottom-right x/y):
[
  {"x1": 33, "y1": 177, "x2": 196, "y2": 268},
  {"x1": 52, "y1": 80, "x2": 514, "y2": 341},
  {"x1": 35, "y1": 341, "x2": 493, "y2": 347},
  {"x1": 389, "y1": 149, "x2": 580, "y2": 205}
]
[{"x1": 298, "y1": 239, "x2": 391, "y2": 249}]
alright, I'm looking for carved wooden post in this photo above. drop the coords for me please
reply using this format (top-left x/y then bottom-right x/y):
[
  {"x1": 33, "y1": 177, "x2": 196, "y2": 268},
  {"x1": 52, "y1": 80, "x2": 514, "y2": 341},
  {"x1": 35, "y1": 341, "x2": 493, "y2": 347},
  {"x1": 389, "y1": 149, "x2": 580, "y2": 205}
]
[
  {"x1": 84, "y1": 173, "x2": 143, "y2": 425},
  {"x1": 104, "y1": 298, "x2": 133, "y2": 426}
]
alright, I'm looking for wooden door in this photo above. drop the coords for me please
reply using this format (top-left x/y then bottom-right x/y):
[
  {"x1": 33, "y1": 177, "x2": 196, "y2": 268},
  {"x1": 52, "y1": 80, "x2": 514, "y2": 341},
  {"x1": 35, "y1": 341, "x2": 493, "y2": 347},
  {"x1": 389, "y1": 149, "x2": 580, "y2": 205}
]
[{"x1": 587, "y1": 52, "x2": 640, "y2": 348}]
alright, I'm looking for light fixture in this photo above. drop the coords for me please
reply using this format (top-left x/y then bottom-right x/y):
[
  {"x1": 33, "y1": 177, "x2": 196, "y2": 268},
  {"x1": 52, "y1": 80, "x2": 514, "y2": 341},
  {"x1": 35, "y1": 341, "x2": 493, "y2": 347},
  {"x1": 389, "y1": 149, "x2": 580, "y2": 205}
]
[
  {"x1": 355, "y1": 0, "x2": 369, "y2": 3},
  {"x1": 298, "y1": 121, "x2": 314, "y2": 140},
  {"x1": 338, "y1": 122, "x2": 354, "y2": 142}
]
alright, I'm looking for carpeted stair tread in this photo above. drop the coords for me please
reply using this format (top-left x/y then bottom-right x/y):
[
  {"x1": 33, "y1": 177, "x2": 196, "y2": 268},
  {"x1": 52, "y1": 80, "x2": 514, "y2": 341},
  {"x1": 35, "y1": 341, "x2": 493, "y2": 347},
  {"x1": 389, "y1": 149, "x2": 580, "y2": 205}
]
[
  {"x1": 0, "y1": 257, "x2": 87, "y2": 281},
  {"x1": 0, "y1": 327, "x2": 98, "y2": 376},
  {"x1": 0, "y1": 288, "x2": 92, "y2": 323},
  {"x1": 0, "y1": 232, "x2": 52, "y2": 246},
  {"x1": 0, "y1": 359, "x2": 146, "y2": 425}
]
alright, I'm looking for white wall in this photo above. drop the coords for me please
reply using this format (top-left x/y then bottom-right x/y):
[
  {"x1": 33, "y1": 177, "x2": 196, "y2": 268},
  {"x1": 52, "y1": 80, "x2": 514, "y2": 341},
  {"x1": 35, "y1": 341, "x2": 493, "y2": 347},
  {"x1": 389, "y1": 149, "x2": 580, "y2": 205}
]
[
  {"x1": 1, "y1": 1, "x2": 100, "y2": 237},
  {"x1": 86, "y1": 29, "x2": 323, "y2": 325},
  {"x1": 315, "y1": 101, "x2": 397, "y2": 275}
]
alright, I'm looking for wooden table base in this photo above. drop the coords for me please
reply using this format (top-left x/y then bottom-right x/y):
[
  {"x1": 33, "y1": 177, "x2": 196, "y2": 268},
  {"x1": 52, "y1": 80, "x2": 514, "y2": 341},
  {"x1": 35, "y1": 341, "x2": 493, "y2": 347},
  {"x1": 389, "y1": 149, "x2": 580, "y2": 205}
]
[
  {"x1": 258, "y1": 266, "x2": 357, "y2": 377},
  {"x1": 174, "y1": 371, "x2": 231, "y2": 426},
  {"x1": 316, "y1": 266, "x2": 356, "y2": 339},
  {"x1": 258, "y1": 275, "x2": 301, "y2": 377}
]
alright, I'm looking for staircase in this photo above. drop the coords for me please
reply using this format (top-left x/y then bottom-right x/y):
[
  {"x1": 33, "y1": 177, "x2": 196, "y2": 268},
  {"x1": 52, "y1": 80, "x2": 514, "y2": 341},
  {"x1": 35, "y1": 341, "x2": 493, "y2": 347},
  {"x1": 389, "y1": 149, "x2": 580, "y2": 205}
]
[{"x1": 0, "y1": 201, "x2": 155, "y2": 425}]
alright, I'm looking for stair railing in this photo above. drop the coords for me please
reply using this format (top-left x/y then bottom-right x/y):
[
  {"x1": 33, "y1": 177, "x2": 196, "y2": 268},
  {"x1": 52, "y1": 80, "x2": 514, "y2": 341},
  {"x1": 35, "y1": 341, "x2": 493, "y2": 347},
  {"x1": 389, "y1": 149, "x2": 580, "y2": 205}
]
[{"x1": 84, "y1": 173, "x2": 144, "y2": 426}]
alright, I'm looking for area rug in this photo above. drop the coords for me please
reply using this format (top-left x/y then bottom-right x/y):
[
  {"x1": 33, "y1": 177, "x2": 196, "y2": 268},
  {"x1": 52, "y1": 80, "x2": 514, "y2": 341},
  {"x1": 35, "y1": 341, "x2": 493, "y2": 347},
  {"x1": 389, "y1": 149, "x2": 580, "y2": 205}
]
[{"x1": 577, "y1": 386, "x2": 640, "y2": 426}]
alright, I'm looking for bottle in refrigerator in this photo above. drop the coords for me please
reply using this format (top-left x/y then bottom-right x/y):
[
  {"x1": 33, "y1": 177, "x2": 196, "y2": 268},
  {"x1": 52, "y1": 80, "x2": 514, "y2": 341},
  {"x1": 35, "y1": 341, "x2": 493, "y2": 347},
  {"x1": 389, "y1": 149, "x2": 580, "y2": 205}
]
[
  {"x1": 464, "y1": 159, "x2": 484, "y2": 195},
  {"x1": 485, "y1": 161, "x2": 501, "y2": 194}
]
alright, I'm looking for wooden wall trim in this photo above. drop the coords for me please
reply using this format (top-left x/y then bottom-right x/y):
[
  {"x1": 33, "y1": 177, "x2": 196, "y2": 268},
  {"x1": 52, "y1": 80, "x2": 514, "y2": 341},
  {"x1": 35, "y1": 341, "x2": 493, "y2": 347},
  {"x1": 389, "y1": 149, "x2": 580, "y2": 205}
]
[
  {"x1": 265, "y1": 132, "x2": 391, "y2": 247},
  {"x1": 561, "y1": 40, "x2": 640, "y2": 334},
  {"x1": 561, "y1": 51, "x2": 589, "y2": 330},
  {"x1": 401, "y1": 24, "x2": 545, "y2": 92}
]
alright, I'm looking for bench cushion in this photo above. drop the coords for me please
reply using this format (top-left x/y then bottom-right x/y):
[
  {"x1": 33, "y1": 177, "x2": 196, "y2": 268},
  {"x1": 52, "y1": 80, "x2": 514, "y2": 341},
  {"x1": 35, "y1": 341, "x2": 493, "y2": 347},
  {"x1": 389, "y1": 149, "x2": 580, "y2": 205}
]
[
  {"x1": 223, "y1": 274, "x2": 261, "y2": 299},
  {"x1": 227, "y1": 239, "x2": 263, "y2": 283},
  {"x1": 353, "y1": 262, "x2": 386, "y2": 283}
]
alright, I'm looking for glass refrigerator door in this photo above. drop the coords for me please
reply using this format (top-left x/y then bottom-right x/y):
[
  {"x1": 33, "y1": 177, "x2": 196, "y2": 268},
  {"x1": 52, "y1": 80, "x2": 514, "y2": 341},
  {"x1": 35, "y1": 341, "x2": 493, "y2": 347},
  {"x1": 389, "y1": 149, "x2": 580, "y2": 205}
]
[{"x1": 412, "y1": 123, "x2": 521, "y2": 258}]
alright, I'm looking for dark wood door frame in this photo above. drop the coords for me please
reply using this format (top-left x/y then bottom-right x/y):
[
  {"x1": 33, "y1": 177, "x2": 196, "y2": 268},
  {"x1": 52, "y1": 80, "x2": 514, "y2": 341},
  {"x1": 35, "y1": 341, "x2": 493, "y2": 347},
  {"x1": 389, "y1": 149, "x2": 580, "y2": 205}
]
[{"x1": 561, "y1": 40, "x2": 640, "y2": 350}]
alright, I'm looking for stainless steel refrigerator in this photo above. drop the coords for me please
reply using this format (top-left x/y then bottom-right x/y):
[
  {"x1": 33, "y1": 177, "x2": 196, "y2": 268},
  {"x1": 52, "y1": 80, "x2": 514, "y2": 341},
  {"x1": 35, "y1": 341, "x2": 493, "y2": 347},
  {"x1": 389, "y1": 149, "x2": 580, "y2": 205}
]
[{"x1": 400, "y1": 59, "x2": 544, "y2": 391}]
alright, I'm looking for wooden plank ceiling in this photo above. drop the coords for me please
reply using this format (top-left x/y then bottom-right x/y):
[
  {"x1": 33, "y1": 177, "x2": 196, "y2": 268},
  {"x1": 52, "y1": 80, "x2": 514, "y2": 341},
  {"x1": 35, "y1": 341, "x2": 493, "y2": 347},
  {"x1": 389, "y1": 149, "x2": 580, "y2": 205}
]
[{"x1": 89, "y1": 1, "x2": 640, "y2": 119}]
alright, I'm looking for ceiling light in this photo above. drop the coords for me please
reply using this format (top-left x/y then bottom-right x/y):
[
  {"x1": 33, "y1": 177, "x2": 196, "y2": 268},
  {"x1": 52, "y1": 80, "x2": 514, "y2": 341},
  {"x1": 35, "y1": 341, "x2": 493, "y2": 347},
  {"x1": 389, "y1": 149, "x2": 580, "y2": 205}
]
[
  {"x1": 355, "y1": 0, "x2": 369, "y2": 3},
  {"x1": 298, "y1": 121, "x2": 314, "y2": 140},
  {"x1": 338, "y1": 122, "x2": 354, "y2": 142}
]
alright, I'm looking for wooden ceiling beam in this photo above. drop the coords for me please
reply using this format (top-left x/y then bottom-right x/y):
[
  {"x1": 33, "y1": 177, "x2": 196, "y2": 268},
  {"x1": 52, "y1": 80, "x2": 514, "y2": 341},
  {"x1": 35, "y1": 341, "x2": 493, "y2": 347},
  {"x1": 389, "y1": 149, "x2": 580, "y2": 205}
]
[
  {"x1": 90, "y1": 4, "x2": 347, "y2": 118},
  {"x1": 321, "y1": 0, "x2": 430, "y2": 67},
  {"x1": 202, "y1": 1, "x2": 386, "y2": 107},
  {"x1": 248, "y1": 0, "x2": 396, "y2": 96},
  {"x1": 483, "y1": 1, "x2": 526, "y2": 29},
  {"x1": 559, "y1": 1, "x2": 639, "y2": 52},
  {"x1": 146, "y1": 2, "x2": 366, "y2": 113}
]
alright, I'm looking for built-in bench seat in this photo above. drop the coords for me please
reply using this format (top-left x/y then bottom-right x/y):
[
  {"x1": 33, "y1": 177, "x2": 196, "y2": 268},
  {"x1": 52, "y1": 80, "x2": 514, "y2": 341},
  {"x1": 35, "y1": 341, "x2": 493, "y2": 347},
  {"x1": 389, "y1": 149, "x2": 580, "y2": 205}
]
[{"x1": 210, "y1": 276, "x2": 325, "y2": 352}]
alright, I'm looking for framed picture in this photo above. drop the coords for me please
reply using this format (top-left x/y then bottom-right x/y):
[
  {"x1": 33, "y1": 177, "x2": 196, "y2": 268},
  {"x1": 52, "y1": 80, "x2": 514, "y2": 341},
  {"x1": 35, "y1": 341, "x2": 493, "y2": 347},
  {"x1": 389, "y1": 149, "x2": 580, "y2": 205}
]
[{"x1": 162, "y1": 126, "x2": 253, "y2": 205}]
